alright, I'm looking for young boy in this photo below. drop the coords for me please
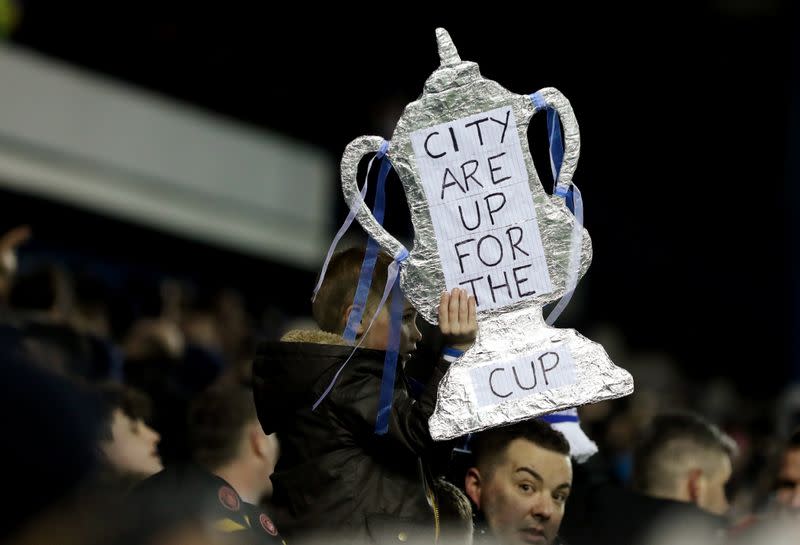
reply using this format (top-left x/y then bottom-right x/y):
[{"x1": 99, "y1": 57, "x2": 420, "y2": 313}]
[{"x1": 253, "y1": 247, "x2": 476, "y2": 544}]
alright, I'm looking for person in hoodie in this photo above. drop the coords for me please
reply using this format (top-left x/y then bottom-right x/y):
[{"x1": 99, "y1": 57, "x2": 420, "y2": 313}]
[{"x1": 253, "y1": 247, "x2": 476, "y2": 545}]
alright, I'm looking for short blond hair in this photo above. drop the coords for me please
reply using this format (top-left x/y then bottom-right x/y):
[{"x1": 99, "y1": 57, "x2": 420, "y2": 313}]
[
  {"x1": 632, "y1": 412, "x2": 737, "y2": 496},
  {"x1": 434, "y1": 477, "x2": 474, "y2": 543},
  {"x1": 312, "y1": 247, "x2": 393, "y2": 334}
]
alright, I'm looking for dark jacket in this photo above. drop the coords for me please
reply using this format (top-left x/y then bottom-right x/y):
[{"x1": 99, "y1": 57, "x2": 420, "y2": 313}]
[
  {"x1": 562, "y1": 478, "x2": 728, "y2": 545},
  {"x1": 133, "y1": 464, "x2": 285, "y2": 544},
  {"x1": 470, "y1": 504, "x2": 568, "y2": 545},
  {"x1": 253, "y1": 330, "x2": 451, "y2": 544}
]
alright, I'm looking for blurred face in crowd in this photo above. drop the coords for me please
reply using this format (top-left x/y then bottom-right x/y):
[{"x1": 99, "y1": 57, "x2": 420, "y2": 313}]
[
  {"x1": 101, "y1": 408, "x2": 163, "y2": 478},
  {"x1": 774, "y1": 447, "x2": 800, "y2": 514},
  {"x1": 359, "y1": 298, "x2": 422, "y2": 364},
  {"x1": 694, "y1": 453, "x2": 732, "y2": 515},
  {"x1": 466, "y1": 439, "x2": 572, "y2": 545},
  {"x1": 258, "y1": 429, "x2": 280, "y2": 500}
]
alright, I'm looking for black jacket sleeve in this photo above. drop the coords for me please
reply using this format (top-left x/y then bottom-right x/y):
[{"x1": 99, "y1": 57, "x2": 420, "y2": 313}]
[{"x1": 331, "y1": 356, "x2": 450, "y2": 455}]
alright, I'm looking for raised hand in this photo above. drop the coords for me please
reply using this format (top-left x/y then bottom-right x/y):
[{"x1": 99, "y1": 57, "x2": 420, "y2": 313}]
[{"x1": 438, "y1": 287, "x2": 477, "y2": 352}]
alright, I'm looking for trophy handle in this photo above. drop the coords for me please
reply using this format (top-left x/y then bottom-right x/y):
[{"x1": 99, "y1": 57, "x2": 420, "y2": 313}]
[
  {"x1": 340, "y1": 135, "x2": 406, "y2": 258},
  {"x1": 530, "y1": 87, "x2": 581, "y2": 190}
]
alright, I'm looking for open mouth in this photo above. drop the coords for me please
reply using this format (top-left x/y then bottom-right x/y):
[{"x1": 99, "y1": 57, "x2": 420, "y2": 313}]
[{"x1": 518, "y1": 528, "x2": 546, "y2": 544}]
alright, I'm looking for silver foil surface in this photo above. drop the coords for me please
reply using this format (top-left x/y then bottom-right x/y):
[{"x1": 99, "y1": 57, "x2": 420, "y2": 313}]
[{"x1": 340, "y1": 28, "x2": 633, "y2": 441}]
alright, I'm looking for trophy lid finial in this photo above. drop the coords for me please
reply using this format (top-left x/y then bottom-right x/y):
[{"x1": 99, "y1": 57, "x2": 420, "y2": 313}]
[{"x1": 436, "y1": 28, "x2": 461, "y2": 67}]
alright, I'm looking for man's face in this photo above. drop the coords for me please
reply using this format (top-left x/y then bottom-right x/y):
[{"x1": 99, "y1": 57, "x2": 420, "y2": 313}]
[
  {"x1": 774, "y1": 447, "x2": 800, "y2": 514},
  {"x1": 261, "y1": 431, "x2": 280, "y2": 500},
  {"x1": 696, "y1": 454, "x2": 732, "y2": 516},
  {"x1": 360, "y1": 298, "x2": 422, "y2": 364},
  {"x1": 466, "y1": 439, "x2": 572, "y2": 545}
]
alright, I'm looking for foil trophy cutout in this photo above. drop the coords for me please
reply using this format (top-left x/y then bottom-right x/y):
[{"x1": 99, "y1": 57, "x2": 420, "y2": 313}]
[{"x1": 340, "y1": 28, "x2": 633, "y2": 441}]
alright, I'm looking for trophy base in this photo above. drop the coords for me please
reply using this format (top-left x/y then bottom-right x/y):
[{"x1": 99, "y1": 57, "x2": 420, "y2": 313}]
[{"x1": 428, "y1": 307, "x2": 634, "y2": 441}]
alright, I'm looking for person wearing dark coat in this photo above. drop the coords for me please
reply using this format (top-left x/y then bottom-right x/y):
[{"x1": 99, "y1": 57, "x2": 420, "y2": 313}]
[
  {"x1": 253, "y1": 248, "x2": 476, "y2": 544},
  {"x1": 560, "y1": 412, "x2": 734, "y2": 545},
  {"x1": 134, "y1": 383, "x2": 283, "y2": 544},
  {"x1": 134, "y1": 463, "x2": 285, "y2": 545}
]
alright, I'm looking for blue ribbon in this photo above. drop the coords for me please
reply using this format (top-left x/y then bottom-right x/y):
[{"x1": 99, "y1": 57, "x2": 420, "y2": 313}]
[
  {"x1": 452, "y1": 432, "x2": 473, "y2": 455},
  {"x1": 531, "y1": 92, "x2": 548, "y2": 111},
  {"x1": 312, "y1": 143, "x2": 385, "y2": 302},
  {"x1": 312, "y1": 247, "x2": 408, "y2": 412},
  {"x1": 442, "y1": 346, "x2": 464, "y2": 359},
  {"x1": 530, "y1": 92, "x2": 584, "y2": 326},
  {"x1": 532, "y1": 92, "x2": 567, "y2": 196},
  {"x1": 311, "y1": 141, "x2": 410, "y2": 420},
  {"x1": 547, "y1": 109, "x2": 564, "y2": 184},
  {"x1": 547, "y1": 111, "x2": 576, "y2": 214},
  {"x1": 540, "y1": 413, "x2": 580, "y2": 424},
  {"x1": 343, "y1": 143, "x2": 391, "y2": 342},
  {"x1": 338, "y1": 142, "x2": 410, "y2": 435},
  {"x1": 374, "y1": 272, "x2": 405, "y2": 435}
]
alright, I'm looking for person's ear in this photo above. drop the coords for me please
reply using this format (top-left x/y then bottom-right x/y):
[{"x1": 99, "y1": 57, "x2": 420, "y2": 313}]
[
  {"x1": 687, "y1": 468, "x2": 705, "y2": 506},
  {"x1": 342, "y1": 305, "x2": 365, "y2": 336},
  {"x1": 249, "y1": 424, "x2": 270, "y2": 459},
  {"x1": 465, "y1": 467, "x2": 483, "y2": 509}
]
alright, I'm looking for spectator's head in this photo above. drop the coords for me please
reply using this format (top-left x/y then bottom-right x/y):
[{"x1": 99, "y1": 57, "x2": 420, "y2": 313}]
[
  {"x1": 72, "y1": 269, "x2": 113, "y2": 338},
  {"x1": 123, "y1": 318, "x2": 185, "y2": 361},
  {"x1": 312, "y1": 247, "x2": 421, "y2": 362},
  {"x1": 1, "y1": 352, "x2": 100, "y2": 541},
  {"x1": 8, "y1": 263, "x2": 73, "y2": 321},
  {"x1": 632, "y1": 411, "x2": 737, "y2": 516},
  {"x1": 465, "y1": 420, "x2": 572, "y2": 545},
  {"x1": 188, "y1": 383, "x2": 279, "y2": 503},
  {"x1": 20, "y1": 321, "x2": 93, "y2": 377},
  {"x1": 772, "y1": 427, "x2": 800, "y2": 516},
  {"x1": 96, "y1": 383, "x2": 163, "y2": 480},
  {"x1": 0, "y1": 225, "x2": 30, "y2": 304},
  {"x1": 434, "y1": 477, "x2": 473, "y2": 545}
]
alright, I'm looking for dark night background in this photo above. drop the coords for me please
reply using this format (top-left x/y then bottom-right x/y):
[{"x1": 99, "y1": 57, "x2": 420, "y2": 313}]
[{"x1": 2, "y1": 0, "x2": 797, "y2": 399}]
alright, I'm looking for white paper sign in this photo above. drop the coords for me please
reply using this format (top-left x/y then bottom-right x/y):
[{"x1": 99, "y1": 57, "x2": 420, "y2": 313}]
[
  {"x1": 411, "y1": 106, "x2": 552, "y2": 311},
  {"x1": 470, "y1": 345, "x2": 577, "y2": 408}
]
